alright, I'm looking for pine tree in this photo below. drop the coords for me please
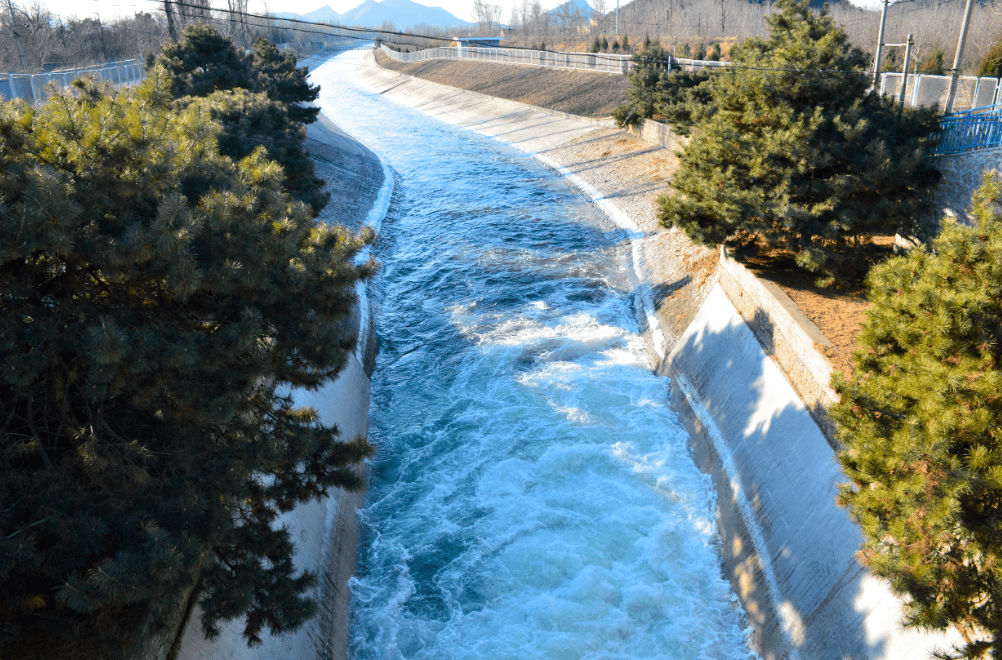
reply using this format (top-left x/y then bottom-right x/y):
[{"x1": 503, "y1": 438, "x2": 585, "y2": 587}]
[
  {"x1": 156, "y1": 24, "x2": 253, "y2": 98},
  {"x1": 0, "y1": 71, "x2": 373, "y2": 656},
  {"x1": 833, "y1": 172, "x2": 1002, "y2": 659},
  {"x1": 620, "y1": 39, "x2": 671, "y2": 119},
  {"x1": 707, "y1": 43, "x2": 721, "y2": 61},
  {"x1": 656, "y1": 0, "x2": 942, "y2": 286},
  {"x1": 156, "y1": 26, "x2": 328, "y2": 215},
  {"x1": 882, "y1": 46, "x2": 902, "y2": 73},
  {"x1": 601, "y1": 36, "x2": 609, "y2": 52},
  {"x1": 977, "y1": 37, "x2": 1002, "y2": 78},
  {"x1": 918, "y1": 45, "x2": 947, "y2": 75},
  {"x1": 621, "y1": 34, "x2": 630, "y2": 52},
  {"x1": 249, "y1": 38, "x2": 320, "y2": 128},
  {"x1": 592, "y1": 37, "x2": 602, "y2": 53}
]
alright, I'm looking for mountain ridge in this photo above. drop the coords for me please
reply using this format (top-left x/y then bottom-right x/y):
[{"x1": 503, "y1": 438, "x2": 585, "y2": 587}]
[{"x1": 274, "y1": 0, "x2": 473, "y2": 28}]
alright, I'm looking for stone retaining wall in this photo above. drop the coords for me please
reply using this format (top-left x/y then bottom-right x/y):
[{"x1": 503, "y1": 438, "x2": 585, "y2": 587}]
[{"x1": 932, "y1": 146, "x2": 1002, "y2": 224}]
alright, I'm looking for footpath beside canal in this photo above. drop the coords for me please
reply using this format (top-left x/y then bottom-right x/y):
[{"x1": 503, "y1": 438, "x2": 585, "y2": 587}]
[{"x1": 352, "y1": 50, "x2": 960, "y2": 660}]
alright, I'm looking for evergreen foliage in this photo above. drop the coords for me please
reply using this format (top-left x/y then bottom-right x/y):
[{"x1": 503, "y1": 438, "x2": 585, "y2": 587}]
[
  {"x1": 834, "y1": 173, "x2": 1002, "y2": 659},
  {"x1": 621, "y1": 34, "x2": 630, "y2": 52},
  {"x1": 156, "y1": 26, "x2": 328, "y2": 214},
  {"x1": 0, "y1": 71, "x2": 373, "y2": 656},
  {"x1": 977, "y1": 36, "x2": 1002, "y2": 78},
  {"x1": 918, "y1": 45, "x2": 948, "y2": 75},
  {"x1": 656, "y1": 0, "x2": 942, "y2": 285},
  {"x1": 707, "y1": 43, "x2": 721, "y2": 62},
  {"x1": 613, "y1": 39, "x2": 713, "y2": 129},
  {"x1": 882, "y1": 46, "x2": 902, "y2": 73}
]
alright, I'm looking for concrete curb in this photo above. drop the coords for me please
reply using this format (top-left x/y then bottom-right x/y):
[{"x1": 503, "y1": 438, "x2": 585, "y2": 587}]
[
  {"x1": 354, "y1": 51, "x2": 961, "y2": 659},
  {"x1": 716, "y1": 246, "x2": 839, "y2": 445}
]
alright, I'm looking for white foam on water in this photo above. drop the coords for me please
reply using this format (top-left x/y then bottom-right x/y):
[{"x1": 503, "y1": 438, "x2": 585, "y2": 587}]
[{"x1": 349, "y1": 298, "x2": 757, "y2": 660}]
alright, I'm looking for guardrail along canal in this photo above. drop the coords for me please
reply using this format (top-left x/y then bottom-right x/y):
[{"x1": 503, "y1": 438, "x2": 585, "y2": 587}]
[{"x1": 312, "y1": 53, "x2": 756, "y2": 660}]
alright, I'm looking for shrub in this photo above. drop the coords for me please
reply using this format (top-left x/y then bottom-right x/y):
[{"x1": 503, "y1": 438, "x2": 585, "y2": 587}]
[
  {"x1": 833, "y1": 173, "x2": 1002, "y2": 659},
  {"x1": 977, "y1": 36, "x2": 1002, "y2": 78},
  {"x1": 156, "y1": 26, "x2": 328, "y2": 214},
  {"x1": 0, "y1": 72, "x2": 373, "y2": 655}
]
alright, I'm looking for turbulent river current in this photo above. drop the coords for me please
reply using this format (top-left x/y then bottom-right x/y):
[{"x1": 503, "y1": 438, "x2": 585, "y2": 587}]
[{"x1": 311, "y1": 52, "x2": 757, "y2": 660}]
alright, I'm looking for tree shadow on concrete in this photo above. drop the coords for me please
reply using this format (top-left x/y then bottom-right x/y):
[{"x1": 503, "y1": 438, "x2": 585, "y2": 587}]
[{"x1": 657, "y1": 297, "x2": 953, "y2": 660}]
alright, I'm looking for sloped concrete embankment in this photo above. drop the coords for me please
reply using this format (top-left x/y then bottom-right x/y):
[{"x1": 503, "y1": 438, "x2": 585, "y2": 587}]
[
  {"x1": 173, "y1": 109, "x2": 393, "y2": 660},
  {"x1": 351, "y1": 51, "x2": 959, "y2": 659}
]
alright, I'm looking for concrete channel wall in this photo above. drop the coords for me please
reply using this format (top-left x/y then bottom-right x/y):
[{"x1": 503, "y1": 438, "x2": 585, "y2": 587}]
[{"x1": 350, "y1": 51, "x2": 961, "y2": 659}]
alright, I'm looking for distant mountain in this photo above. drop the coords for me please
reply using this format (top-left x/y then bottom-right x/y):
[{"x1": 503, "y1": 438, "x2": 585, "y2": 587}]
[
  {"x1": 338, "y1": 0, "x2": 473, "y2": 28},
  {"x1": 548, "y1": 0, "x2": 595, "y2": 18},
  {"x1": 302, "y1": 4, "x2": 342, "y2": 22},
  {"x1": 271, "y1": 10, "x2": 306, "y2": 19}
]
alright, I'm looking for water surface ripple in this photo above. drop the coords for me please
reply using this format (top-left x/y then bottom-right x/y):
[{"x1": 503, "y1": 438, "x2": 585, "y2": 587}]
[{"x1": 312, "y1": 54, "x2": 756, "y2": 660}]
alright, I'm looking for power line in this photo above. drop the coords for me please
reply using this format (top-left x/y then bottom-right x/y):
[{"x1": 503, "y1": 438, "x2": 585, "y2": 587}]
[{"x1": 147, "y1": 0, "x2": 884, "y2": 78}]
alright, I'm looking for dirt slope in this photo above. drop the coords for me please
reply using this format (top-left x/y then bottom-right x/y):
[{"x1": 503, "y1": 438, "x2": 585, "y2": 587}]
[{"x1": 374, "y1": 50, "x2": 630, "y2": 118}]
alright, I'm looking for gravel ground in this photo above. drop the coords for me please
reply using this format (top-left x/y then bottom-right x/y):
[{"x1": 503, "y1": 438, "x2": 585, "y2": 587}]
[{"x1": 374, "y1": 50, "x2": 630, "y2": 119}]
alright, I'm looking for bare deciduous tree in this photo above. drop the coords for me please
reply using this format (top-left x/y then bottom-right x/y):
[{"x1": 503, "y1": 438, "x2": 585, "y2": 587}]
[{"x1": 473, "y1": 0, "x2": 502, "y2": 34}]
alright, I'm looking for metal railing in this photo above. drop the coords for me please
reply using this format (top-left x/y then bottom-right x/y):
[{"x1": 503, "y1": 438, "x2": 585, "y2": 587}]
[
  {"x1": 0, "y1": 58, "x2": 144, "y2": 105},
  {"x1": 878, "y1": 72, "x2": 1000, "y2": 114},
  {"x1": 930, "y1": 103, "x2": 1002, "y2": 156},
  {"x1": 276, "y1": 40, "x2": 371, "y2": 52},
  {"x1": 383, "y1": 45, "x2": 1002, "y2": 115},
  {"x1": 380, "y1": 44, "x2": 732, "y2": 75}
]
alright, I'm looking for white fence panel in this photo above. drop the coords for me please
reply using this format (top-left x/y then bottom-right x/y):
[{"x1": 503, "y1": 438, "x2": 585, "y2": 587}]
[
  {"x1": 381, "y1": 45, "x2": 1002, "y2": 113},
  {"x1": 0, "y1": 58, "x2": 144, "y2": 104}
]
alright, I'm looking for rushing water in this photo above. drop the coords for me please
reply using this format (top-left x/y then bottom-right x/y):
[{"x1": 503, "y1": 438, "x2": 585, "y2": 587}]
[{"x1": 311, "y1": 53, "x2": 756, "y2": 660}]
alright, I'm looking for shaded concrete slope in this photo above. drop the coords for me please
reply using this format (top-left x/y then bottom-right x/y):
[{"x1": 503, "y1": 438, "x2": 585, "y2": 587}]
[
  {"x1": 175, "y1": 102, "x2": 393, "y2": 660},
  {"x1": 351, "y1": 51, "x2": 961, "y2": 659},
  {"x1": 665, "y1": 286, "x2": 958, "y2": 659}
]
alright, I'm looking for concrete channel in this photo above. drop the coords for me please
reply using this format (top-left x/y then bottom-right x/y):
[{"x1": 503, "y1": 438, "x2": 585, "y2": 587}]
[{"x1": 173, "y1": 49, "x2": 961, "y2": 660}]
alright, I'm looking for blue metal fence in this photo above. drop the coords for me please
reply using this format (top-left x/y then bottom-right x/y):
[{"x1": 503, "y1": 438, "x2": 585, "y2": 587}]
[{"x1": 930, "y1": 104, "x2": 1002, "y2": 156}]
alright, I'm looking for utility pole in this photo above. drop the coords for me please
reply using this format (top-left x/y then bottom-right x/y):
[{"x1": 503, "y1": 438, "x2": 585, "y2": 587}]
[
  {"x1": 134, "y1": 12, "x2": 144, "y2": 66},
  {"x1": 96, "y1": 13, "x2": 108, "y2": 62},
  {"x1": 872, "y1": 0, "x2": 889, "y2": 88},
  {"x1": 615, "y1": 0, "x2": 618, "y2": 36},
  {"x1": 164, "y1": 0, "x2": 178, "y2": 41},
  {"x1": 945, "y1": 0, "x2": 975, "y2": 113},
  {"x1": 899, "y1": 34, "x2": 913, "y2": 108},
  {"x1": 5, "y1": 0, "x2": 27, "y2": 72}
]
